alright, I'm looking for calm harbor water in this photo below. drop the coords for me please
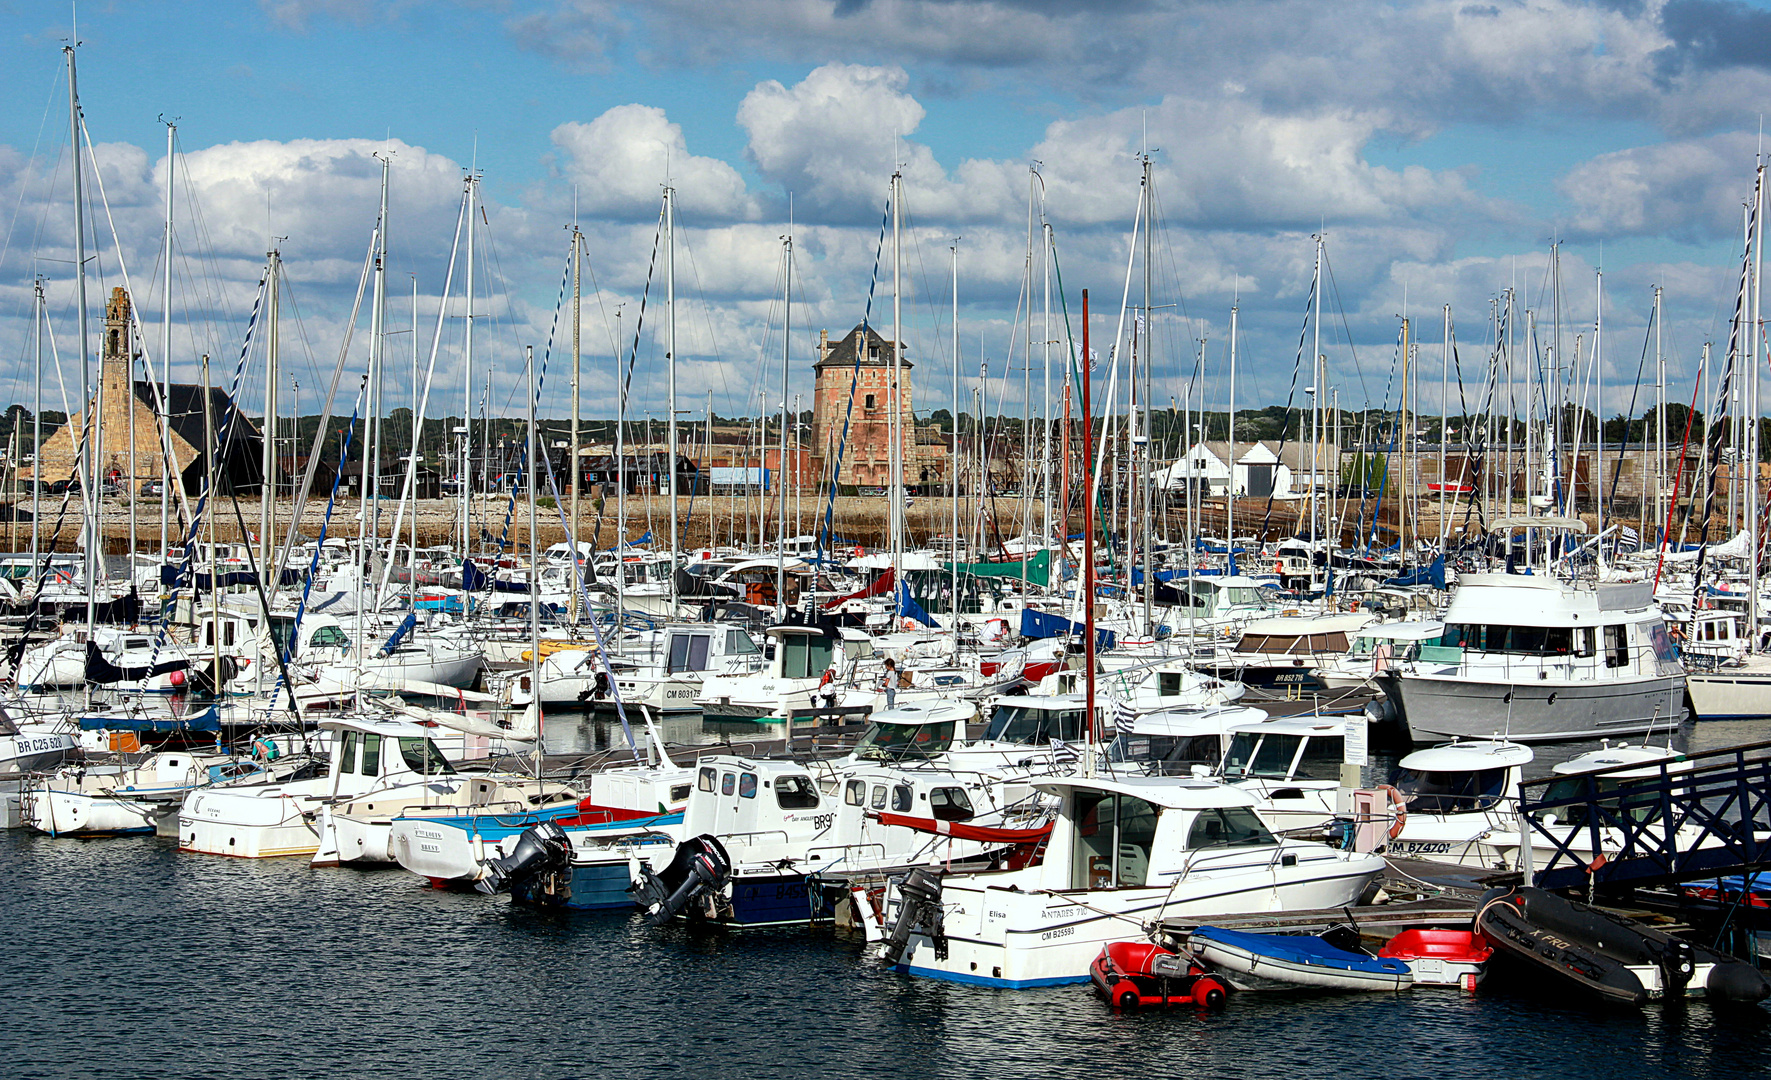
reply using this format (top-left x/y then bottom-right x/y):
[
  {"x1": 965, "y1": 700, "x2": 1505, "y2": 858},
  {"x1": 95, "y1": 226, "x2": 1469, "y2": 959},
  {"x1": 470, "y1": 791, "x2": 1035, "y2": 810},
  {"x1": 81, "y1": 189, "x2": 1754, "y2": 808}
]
[{"x1": 8, "y1": 717, "x2": 1771, "y2": 1079}]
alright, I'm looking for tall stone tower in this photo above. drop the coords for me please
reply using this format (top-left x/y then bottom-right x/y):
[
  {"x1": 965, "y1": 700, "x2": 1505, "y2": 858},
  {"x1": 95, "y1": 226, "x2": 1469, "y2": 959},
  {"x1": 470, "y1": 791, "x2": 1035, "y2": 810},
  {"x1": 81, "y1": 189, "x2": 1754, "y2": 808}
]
[{"x1": 809, "y1": 323, "x2": 914, "y2": 489}]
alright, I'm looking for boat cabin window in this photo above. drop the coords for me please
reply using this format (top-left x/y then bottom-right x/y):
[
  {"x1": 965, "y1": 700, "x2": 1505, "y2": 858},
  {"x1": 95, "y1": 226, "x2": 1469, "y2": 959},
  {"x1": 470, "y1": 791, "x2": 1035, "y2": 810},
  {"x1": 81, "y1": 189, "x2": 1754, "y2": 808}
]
[
  {"x1": 1120, "y1": 733, "x2": 1226, "y2": 773},
  {"x1": 929, "y1": 787, "x2": 974, "y2": 822},
  {"x1": 1221, "y1": 732, "x2": 1303, "y2": 780},
  {"x1": 667, "y1": 633, "x2": 713, "y2": 674},
  {"x1": 870, "y1": 784, "x2": 887, "y2": 810},
  {"x1": 397, "y1": 737, "x2": 453, "y2": 775},
  {"x1": 891, "y1": 784, "x2": 913, "y2": 812},
  {"x1": 1292, "y1": 736, "x2": 1345, "y2": 781},
  {"x1": 1537, "y1": 776, "x2": 1666, "y2": 827},
  {"x1": 1448, "y1": 624, "x2": 1574, "y2": 656},
  {"x1": 670, "y1": 785, "x2": 691, "y2": 803},
  {"x1": 1390, "y1": 765, "x2": 1509, "y2": 813},
  {"x1": 309, "y1": 625, "x2": 350, "y2": 649},
  {"x1": 1072, "y1": 792, "x2": 1161, "y2": 889},
  {"x1": 1186, "y1": 807, "x2": 1278, "y2": 849},
  {"x1": 699, "y1": 767, "x2": 717, "y2": 792},
  {"x1": 1604, "y1": 624, "x2": 1628, "y2": 669},
  {"x1": 1648, "y1": 621, "x2": 1678, "y2": 664},
  {"x1": 360, "y1": 733, "x2": 381, "y2": 777},
  {"x1": 845, "y1": 780, "x2": 866, "y2": 806},
  {"x1": 721, "y1": 772, "x2": 736, "y2": 796},
  {"x1": 985, "y1": 704, "x2": 1086, "y2": 745},
  {"x1": 725, "y1": 629, "x2": 760, "y2": 655},
  {"x1": 337, "y1": 730, "x2": 359, "y2": 774},
  {"x1": 855, "y1": 720, "x2": 956, "y2": 761},
  {"x1": 739, "y1": 772, "x2": 758, "y2": 799},
  {"x1": 1157, "y1": 672, "x2": 1185, "y2": 697},
  {"x1": 776, "y1": 775, "x2": 819, "y2": 809},
  {"x1": 779, "y1": 633, "x2": 835, "y2": 679}
]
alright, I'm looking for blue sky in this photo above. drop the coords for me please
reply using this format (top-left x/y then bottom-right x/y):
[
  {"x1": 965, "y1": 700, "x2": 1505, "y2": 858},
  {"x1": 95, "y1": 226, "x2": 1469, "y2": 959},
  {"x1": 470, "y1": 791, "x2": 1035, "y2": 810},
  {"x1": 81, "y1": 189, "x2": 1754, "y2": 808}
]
[{"x1": 4, "y1": 0, "x2": 1771, "y2": 426}]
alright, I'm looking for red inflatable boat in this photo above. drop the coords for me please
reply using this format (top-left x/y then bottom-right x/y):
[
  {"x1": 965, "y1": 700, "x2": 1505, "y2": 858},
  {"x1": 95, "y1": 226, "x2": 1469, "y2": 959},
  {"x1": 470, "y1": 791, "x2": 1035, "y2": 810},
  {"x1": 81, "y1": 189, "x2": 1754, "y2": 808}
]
[{"x1": 1090, "y1": 941, "x2": 1230, "y2": 1010}]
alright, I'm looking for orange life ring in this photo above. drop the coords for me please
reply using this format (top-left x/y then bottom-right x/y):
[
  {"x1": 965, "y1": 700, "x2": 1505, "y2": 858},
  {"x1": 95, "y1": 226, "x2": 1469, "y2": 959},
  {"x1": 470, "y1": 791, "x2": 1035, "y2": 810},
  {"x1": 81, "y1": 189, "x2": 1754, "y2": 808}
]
[
  {"x1": 819, "y1": 669, "x2": 834, "y2": 689},
  {"x1": 1377, "y1": 783, "x2": 1408, "y2": 840},
  {"x1": 1273, "y1": 560, "x2": 1284, "y2": 575}
]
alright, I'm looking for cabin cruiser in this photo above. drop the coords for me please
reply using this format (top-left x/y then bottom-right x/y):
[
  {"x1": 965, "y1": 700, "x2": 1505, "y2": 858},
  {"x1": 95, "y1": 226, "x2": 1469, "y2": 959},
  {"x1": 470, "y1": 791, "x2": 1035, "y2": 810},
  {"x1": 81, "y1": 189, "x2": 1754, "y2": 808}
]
[
  {"x1": 1383, "y1": 573, "x2": 1686, "y2": 742},
  {"x1": 512, "y1": 622, "x2": 767, "y2": 711},
  {"x1": 1194, "y1": 612, "x2": 1377, "y2": 693},
  {"x1": 1315, "y1": 620, "x2": 1446, "y2": 690},
  {"x1": 1381, "y1": 740, "x2": 1534, "y2": 867},
  {"x1": 873, "y1": 774, "x2": 1386, "y2": 986},
  {"x1": 632, "y1": 754, "x2": 1047, "y2": 929},
  {"x1": 1213, "y1": 715, "x2": 1350, "y2": 835},
  {"x1": 696, "y1": 624, "x2": 847, "y2": 722},
  {"x1": 177, "y1": 716, "x2": 455, "y2": 858},
  {"x1": 1113, "y1": 704, "x2": 1272, "y2": 775}
]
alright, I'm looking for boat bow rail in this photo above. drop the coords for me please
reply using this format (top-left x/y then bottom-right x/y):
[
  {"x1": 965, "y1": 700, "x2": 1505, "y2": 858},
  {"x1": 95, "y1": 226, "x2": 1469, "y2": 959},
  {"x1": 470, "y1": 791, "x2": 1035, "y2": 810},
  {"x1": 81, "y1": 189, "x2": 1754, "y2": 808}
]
[{"x1": 1519, "y1": 739, "x2": 1771, "y2": 891}]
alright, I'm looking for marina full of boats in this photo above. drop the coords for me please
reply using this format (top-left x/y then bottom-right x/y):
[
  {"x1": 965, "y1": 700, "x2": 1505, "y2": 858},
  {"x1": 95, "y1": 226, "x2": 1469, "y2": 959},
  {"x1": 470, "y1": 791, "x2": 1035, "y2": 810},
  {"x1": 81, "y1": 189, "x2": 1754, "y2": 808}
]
[{"x1": 7, "y1": 39, "x2": 1771, "y2": 1034}]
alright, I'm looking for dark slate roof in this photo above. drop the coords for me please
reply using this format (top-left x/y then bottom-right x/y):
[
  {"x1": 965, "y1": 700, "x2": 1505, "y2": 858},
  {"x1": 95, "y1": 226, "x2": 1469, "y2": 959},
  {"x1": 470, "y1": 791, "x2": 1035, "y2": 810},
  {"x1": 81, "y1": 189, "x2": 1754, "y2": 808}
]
[{"x1": 814, "y1": 323, "x2": 910, "y2": 371}]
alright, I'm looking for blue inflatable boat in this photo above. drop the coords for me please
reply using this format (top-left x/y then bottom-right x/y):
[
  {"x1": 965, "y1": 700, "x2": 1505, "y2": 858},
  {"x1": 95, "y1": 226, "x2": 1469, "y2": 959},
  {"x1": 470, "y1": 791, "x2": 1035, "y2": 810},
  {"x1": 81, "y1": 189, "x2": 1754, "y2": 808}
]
[{"x1": 1187, "y1": 925, "x2": 1414, "y2": 991}]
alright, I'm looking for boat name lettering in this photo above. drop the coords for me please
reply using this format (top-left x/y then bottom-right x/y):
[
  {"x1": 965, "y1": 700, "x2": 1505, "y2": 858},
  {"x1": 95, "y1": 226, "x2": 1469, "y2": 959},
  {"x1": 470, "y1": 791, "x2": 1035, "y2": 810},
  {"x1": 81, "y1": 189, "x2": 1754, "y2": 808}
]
[
  {"x1": 413, "y1": 829, "x2": 444, "y2": 841},
  {"x1": 988, "y1": 910, "x2": 1007, "y2": 920},
  {"x1": 1043, "y1": 906, "x2": 1082, "y2": 919},
  {"x1": 812, "y1": 814, "x2": 834, "y2": 831}
]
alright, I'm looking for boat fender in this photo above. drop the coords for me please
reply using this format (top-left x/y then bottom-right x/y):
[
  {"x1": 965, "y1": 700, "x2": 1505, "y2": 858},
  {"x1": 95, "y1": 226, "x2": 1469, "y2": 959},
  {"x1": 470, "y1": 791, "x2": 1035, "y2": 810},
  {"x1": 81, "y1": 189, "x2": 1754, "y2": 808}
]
[
  {"x1": 881, "y1": 867, "x2": 945, "y2": 965},
  {"x1": 1193, "y1": 975, "x2": 1228, "y2": 1009},
  {"x1": 1377, "y1": 783, "x2": 1407, "y2": 840}
]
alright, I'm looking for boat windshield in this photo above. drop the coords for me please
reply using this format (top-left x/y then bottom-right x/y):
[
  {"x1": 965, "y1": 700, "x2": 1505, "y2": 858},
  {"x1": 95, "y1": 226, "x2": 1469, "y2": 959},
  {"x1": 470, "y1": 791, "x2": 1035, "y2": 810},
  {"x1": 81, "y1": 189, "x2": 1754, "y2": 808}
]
[
  {"x1": 1535, "y1": 776, "x2": 1666, "y2": 827},
  {"x1": 1220, "y1": 732, "x2": 1299, "y2": 779},
  {"x1": 985, "y1": 704, "x2": 1087, "y2": 745},
  {"x1": 1185, "y1": 806, "x2": 1278, "y2": 848},
  {"x1": 1391, "y1": 766, "x2": 1508, "y2": 813},
  {"x1": 397, "y1": 737, "x2": 454, "y2": 775},
  {"x1": 854, "y1": 721, "x2": 955, "y2": 761}
]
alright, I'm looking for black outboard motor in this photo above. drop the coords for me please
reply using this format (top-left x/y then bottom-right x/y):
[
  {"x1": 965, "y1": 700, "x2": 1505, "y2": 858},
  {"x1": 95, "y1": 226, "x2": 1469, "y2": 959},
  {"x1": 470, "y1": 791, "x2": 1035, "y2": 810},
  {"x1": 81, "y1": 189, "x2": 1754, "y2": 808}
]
[
  {"x1": 630, "y1": 835, "x2": 732, "y2": 926},
  {"x1": 881, "y1": 867, "x2": 945, "y2": 965},
  {"x1": 476, "y1": 820, "x2": 571, "y2": 895}
]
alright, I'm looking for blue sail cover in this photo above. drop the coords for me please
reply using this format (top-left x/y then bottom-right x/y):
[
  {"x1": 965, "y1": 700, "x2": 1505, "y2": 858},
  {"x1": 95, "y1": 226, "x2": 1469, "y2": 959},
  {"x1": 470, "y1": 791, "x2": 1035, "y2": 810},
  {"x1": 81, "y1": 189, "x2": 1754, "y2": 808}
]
[
  {"x1": 1019, "y1": 608, "x2": 1117, "y2": 650},
  {"x1": 379, "y1": 612, "x2": 419, "y2": 655},
  {"x1": 898, "y1": 583, "x2": 939, "y2": 628},
  {"x1": 1383, "y1": 554, "x2": 1446, "y2": 589}
]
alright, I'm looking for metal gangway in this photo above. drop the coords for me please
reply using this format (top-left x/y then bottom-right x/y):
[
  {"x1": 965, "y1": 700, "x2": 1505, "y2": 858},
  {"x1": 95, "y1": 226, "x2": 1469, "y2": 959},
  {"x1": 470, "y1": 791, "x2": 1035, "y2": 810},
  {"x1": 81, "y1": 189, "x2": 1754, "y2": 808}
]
[{"x1": 1518, "y1": 739, "x2": 1771, "y2": 892}]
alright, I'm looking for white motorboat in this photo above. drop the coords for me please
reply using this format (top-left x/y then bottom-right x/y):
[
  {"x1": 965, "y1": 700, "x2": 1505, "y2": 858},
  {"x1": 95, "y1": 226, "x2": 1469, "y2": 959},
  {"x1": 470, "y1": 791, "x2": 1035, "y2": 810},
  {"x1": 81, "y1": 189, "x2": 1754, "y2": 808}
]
[
  {"x1": 696, "y1": 624, "x2": 844, "y2": 722},
  {"x1": 177, "y1": 716, "x2": 457, "y2": 858},
  {"x1": 1214, "y1": 714, "x2": 1353, "y2": 834},
  {"x1": 874, "y1": 774, "x2": 1386, "y2": 987},
  {"x1": 1386, "y1": 573, "x2": 1687, "y2": 742}
]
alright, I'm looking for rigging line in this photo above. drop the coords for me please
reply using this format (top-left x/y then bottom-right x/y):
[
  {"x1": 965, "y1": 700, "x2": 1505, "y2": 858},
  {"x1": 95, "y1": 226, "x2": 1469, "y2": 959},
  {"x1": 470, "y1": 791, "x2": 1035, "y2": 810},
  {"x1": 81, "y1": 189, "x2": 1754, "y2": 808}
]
[
  {"x1": 146, "y1": 271, "x2": 269, "y2": 676},
  {"x1": 1688, "y1": 215, "x2": 1754, "y2": 604},
  {"x1": 620, "y1": 208, "x2": 665, "y2": 417},
  {"x1": 818, "y1": 196, "x2": 893, "y2": 565},
  {"x1": 1453, "y1": 304, "x2": 1502, "y2": 538},
  {"x1": 0, "y1": 66, "x2": 67, "y2": 295},
  {"x1": 1353, "y1": 320, "x2": 1404, "y2": 549},
  {"x1": 1255, "y1": 264, "x2": 1316, "y2": 541},
  {"x1": 1319, "y1": 244, "x2": 1370, "y2": 409},
  {"x1": 282, "y1": 374, "x2": 370, "y2": 672},
  {"x1": 1605, "y1": 299, "x2": 1657, "y2": 512}
]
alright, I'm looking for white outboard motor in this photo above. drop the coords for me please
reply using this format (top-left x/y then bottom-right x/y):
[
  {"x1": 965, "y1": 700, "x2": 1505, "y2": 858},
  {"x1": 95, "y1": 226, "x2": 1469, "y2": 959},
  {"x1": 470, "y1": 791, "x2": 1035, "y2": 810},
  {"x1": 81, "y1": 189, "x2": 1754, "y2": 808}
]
[
  {"x1": 880, "y1": 867, "x2": 945, "y2": 965},
  {"x1": 630, "y1": 834, "x2": 733, "y2": 926},
  {"x1": 476, "y1": 820, "x2": 571, "y2": 895}
]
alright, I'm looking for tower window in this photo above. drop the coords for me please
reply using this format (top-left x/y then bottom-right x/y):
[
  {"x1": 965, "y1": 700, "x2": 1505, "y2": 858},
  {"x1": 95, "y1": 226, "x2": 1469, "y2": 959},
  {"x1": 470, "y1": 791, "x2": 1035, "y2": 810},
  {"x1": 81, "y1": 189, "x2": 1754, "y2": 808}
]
[
  {"x1": 108, "y1": 329, "x2": 118, "y2": 357},
  {"x1": 864, "y1": 394, "x2": 877, "y2": 410},
  {"x1": 869, "y1": 346, "x2": 879, "y2": 360}
]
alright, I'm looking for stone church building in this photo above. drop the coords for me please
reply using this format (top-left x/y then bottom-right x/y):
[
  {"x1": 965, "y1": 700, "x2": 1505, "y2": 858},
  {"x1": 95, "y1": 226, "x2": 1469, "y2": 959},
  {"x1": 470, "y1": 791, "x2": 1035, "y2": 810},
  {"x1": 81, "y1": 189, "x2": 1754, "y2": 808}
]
[
  {"x1": 28, "y1": 286, "x2": 264, "y2": 494},
  {"x1": 810, "y1": 323, "x2": 947, "y2": 490}
]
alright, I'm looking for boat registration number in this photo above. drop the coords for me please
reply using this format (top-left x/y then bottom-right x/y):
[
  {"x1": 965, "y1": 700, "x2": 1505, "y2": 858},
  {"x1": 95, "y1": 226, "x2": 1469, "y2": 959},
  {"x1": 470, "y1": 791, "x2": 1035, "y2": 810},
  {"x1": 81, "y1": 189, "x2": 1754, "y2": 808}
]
[{"x1": 1392, "y1": 841, "x2": 1453, "y2": 855}]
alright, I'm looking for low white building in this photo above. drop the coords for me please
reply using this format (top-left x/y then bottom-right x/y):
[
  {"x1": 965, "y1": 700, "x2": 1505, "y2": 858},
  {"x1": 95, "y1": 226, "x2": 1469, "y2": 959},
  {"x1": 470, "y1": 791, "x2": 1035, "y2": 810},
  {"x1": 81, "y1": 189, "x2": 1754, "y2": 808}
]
[{"x1": 1157, "y1": 441, "x2": 1295, "y2": 498}]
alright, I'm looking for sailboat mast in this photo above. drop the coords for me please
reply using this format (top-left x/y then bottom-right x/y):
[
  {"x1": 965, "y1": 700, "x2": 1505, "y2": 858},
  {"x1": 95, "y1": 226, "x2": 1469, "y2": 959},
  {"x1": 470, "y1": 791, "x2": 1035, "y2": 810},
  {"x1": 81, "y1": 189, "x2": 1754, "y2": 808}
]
[
  {"x1": 951, "y1": 239, "x2": 961, "y2": 659},
  {"x1": 526, "y1": 344, "x2": 542, "y2": 777},
  {"x1": 665, "y1": 184, "x2": 679, "y2": 614},
  {"x1": 32, "y1": 279, "x2": 43, "y2": 565},
  {"x1": 890, "y1": 171, "x2": 905, "y2": 582},
  {"x1": 570, "y1": 226, "x2": 582, "y2": 624},
  {"x1": 66, "y1": 45, "x2": 98, "y2": 635},
  {"x1": 776, "y1": 227, "x2": 791, "y2": 617},
  {"x1": 1140, "y1": 154, "x2": 1154, "y2": 635},
  {"x1": 1311, "y1": 234, "x2": 1323, "y2": 589},
  {"x1": 1440, "y1": 304, "x2": 1450, "y2": 547},
  {"x1": 1041, "y1": 216, "x2": 1053, "y2": 585},
  {"x1": 1228, "y1": 300, "x2": 1238, "y2": 546},
  {"x1": 368, "y1": 154, "x2": 389, "y2": 551},
  {"x1": 261, "y1": 249, "x2": 280, "y2": 574},
  {"x1": 1750, "y1": 164, "x2": 1764, "y2": 645},
  {"x1": 1082, "y1": 288, "x2": 1096, "y2": 775},
  {"x1": 462, "y1": 170, "x2": 477, "y2": 562}
]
